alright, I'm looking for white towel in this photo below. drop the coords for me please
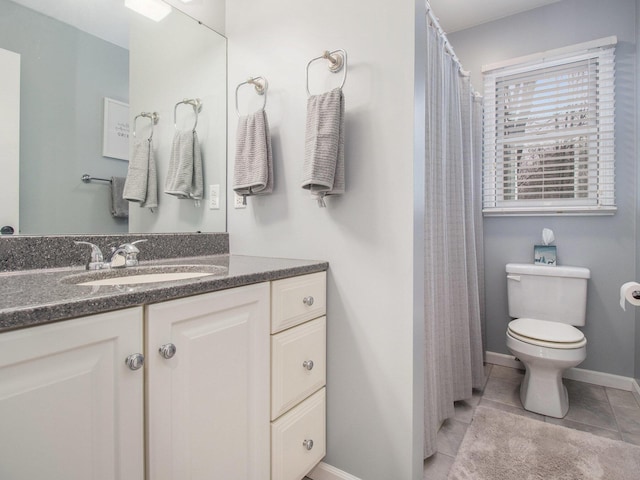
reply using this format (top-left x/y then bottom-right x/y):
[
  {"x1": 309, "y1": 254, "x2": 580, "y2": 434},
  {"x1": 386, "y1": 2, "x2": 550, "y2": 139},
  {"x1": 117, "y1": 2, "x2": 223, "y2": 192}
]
[
  {"x1": 164, "y1": 130, "x2": 203, "y2": 203},
  {"x1": 123, "y1": 138, "x2": 158, "y2": 210},
  {"x1": 233, "y1": 109, "x2": 273, "y2": 201},
  {"x1": 301, "y1": 87, "x2": 345, "y2": 206},
  {"x1": 110, "y1": 176, "x2": 129, "y2": 218}
]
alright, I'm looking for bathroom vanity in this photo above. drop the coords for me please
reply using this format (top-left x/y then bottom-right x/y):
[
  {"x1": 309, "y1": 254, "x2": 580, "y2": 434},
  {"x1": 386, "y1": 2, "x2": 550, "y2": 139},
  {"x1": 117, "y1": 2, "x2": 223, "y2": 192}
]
[{"x1": 0, "y1": 238, "x2": 327, "y2": 480}]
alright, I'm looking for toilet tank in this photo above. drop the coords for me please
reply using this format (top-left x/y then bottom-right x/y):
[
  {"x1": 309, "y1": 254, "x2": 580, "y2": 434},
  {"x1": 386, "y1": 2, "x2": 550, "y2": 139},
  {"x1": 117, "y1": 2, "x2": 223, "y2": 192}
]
[{"x1": 506, "y1": 263, "x2": 590, "y2": 326}]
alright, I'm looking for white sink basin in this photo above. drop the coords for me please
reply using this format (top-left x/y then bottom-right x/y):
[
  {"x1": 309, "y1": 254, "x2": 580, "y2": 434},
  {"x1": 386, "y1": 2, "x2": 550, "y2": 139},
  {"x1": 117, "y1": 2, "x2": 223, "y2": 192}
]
[
  {"x1": 77, "y1": 271, "x2": 216, "y2": 286},
  {"x1": 61, "y1": 264, "x2": 227, "y2": 286}
]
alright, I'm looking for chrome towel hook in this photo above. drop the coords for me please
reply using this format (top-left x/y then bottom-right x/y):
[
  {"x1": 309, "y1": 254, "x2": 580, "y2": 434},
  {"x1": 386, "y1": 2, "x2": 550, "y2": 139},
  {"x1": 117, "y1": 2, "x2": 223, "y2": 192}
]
[
  {"x1": 133, "y1": 111, "x2": 159, "y2": 141},
  {"x1": 306, "y1": 48, "x2": 348, "y2": 96},
  {"x1": 174, "y1": 98, "x2": 202, "y2": 131},
  {"x1": 235, "y1": 76, "x2": 268, "y2": 116}
]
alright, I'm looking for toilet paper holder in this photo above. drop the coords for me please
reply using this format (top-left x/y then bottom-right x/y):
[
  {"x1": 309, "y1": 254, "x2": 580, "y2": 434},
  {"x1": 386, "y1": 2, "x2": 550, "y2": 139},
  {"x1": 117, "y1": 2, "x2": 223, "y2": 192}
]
[{"x1": 633, "y1": 291, "x2": 640, "y2": 300}]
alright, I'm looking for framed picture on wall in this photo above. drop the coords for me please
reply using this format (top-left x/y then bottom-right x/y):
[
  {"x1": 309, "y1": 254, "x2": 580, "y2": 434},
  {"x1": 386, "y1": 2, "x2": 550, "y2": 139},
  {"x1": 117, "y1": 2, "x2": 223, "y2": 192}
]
[
  {"x1": 102, "y1": 97, "x2": 129, "y2": 161},
  {"x1": 534, "y1": 245, "x2": 557, "y2": 266}
]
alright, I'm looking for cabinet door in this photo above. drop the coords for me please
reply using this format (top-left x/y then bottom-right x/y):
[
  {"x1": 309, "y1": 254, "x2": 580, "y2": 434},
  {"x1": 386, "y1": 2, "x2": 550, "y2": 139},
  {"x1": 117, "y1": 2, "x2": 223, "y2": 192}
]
[
  {"x1": 146, "y1": 283, "x2": 270, "y2": 480},
  {"x1": 0, "y1": 308, "x2": 144, "y2": 480}
]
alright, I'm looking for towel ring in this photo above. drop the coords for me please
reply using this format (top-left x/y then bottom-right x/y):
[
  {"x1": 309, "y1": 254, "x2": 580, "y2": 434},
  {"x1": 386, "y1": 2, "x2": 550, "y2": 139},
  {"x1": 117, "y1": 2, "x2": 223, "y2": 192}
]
[
  {"x1": 174, "y1": 98, "x2": 202, "y2": 131},
  {"x1": 133, "y1": 112, "x2": 159, "y2": 140},
  {"x1": 305, "y1": 49, "x2": 347, "y2": 97},
  {"x1": 235, "y1": 76, "x2": 268, "y2": 116}
]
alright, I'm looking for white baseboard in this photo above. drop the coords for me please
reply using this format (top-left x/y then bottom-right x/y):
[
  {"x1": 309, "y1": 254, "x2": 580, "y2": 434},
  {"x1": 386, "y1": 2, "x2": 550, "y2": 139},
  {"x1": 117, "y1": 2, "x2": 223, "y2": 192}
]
[
  {"x1": 486, "y1": 351, "x2": 523, "y2": 370},
  {"x1": 632, "y1": 379, "x2": 640, "y2": 405},
  {"x1": 486, "y1": 351, "x2": 634, "y2": 391},
  {"x1": 307, "y1": 462, "x2": 362, "y2": 480}
]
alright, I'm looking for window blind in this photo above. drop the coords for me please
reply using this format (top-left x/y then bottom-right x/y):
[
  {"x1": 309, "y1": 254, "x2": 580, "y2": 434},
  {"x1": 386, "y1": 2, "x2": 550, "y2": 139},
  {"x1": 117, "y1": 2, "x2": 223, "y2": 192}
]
[{"x1": 483, "y1": 40, "x2": 616, "y2": 215}]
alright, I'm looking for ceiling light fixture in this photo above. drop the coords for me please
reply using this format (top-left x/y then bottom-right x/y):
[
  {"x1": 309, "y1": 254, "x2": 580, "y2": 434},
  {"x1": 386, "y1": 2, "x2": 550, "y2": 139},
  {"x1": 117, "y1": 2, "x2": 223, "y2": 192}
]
[{"x1": 125, "y1": 0, "x2": 172, "y2": 22}]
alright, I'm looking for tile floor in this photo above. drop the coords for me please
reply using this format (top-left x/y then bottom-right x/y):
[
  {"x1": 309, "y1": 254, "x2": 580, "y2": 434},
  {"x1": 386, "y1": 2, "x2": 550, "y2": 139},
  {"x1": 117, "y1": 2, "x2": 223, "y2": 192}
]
[{"x1": 423, "y1": 363, "x2": 640, "y2": 479}]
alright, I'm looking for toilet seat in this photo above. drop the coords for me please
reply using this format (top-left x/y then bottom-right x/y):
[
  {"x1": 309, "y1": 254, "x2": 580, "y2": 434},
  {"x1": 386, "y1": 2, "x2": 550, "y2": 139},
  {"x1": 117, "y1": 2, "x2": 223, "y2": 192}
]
[{"x1": 507, "y1": 318, "x2": 586, "y2": 349}]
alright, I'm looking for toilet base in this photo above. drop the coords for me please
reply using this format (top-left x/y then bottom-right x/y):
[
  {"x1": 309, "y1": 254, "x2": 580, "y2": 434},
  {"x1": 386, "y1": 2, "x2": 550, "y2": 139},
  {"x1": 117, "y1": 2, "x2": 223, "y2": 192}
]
[
  {"x1": 506, "y1": 332, "x2": 586, "y2": 418},
  {"x1": 519, "y1": 366, "x2": 569, "y2": 418}
]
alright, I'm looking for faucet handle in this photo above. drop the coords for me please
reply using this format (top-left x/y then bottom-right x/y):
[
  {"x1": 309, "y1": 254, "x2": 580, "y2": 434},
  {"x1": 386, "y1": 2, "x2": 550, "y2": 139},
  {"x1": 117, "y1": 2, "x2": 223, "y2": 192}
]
[
  {"x1": 119, "y1": 243, "x2": 140, "y2": 254},
  {"x1": 119, "y1": 239, "x2": 147, "y2": 267},
  {"x1": 74, "y1": 241, "x2": 104, "y2": 270},
  {"x1": 120, "y1": 239, "x2": 148, "y2": 254}
]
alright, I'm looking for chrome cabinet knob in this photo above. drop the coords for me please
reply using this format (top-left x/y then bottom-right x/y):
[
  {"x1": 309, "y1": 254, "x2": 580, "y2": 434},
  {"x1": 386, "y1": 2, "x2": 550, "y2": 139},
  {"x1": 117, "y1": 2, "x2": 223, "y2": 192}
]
[
  {"x1": 302, "y1": 360, "x2": 314, "y2": 371},
  {"x1": 125, "y1": 353, "x2": 145, "y2": 370},
  {"x1": 159, "y1": 343, "x2": 177, "y2": 359},
  {"x1": 303, "y1": 296, "x2": 314, "y2": 306},
  {"x1": 303, "y1": 439, "x2": 314, "y2": 451}
]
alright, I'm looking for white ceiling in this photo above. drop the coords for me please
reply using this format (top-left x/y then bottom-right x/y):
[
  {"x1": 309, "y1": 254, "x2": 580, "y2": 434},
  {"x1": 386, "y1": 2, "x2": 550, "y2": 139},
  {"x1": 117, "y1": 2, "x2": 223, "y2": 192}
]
[
  {"x1": 428, "y1": 0, "x2": 563, "y2": 33},
  {"x1": 11, "y1": 0, "x2": 561, "y2": 51}
]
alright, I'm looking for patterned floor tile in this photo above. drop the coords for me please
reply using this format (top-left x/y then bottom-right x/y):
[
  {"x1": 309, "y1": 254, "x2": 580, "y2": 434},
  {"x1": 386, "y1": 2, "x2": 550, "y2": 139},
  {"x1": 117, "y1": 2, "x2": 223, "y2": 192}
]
[
  {"x1": 436, "y1": 418, "x2": 469, "y2": 457},
  {"x1": 545, "y1": 416, "x2": 621, "y2": 441},
  {"x1": 607, "y1": 387, "x2": 640, "y2": 409},
  {"x1": 481, "y1": 375, "x2": 522, "y2": 407},
  {"x1": 563, "y1": 398, "x2": 617, "y2": 430},
  {"x1": 479, "y1": 397, "x2": 544, "y2": 421},
  {"x1": 424, "y1": 452, "x2": 455, "y2": 480}
]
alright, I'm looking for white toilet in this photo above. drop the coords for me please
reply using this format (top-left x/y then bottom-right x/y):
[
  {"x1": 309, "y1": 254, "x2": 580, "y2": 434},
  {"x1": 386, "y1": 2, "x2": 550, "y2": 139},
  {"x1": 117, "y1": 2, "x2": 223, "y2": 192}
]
[{"x1": 505, "y1": 263, "x2": 590, "y2": 418}]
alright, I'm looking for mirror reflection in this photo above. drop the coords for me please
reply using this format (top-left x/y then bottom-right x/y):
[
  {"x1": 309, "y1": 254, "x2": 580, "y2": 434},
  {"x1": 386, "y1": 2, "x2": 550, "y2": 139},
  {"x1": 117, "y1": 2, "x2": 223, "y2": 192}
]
[{"x1": 0, "y1": 0, "x2": 227, "y2": 235}]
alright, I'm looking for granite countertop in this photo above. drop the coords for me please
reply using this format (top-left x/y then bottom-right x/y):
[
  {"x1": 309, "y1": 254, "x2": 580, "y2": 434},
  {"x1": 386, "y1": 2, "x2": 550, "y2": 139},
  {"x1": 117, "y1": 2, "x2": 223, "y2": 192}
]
[{"x1": 0, "y1": 255, "x2": 328, "y2": 332}]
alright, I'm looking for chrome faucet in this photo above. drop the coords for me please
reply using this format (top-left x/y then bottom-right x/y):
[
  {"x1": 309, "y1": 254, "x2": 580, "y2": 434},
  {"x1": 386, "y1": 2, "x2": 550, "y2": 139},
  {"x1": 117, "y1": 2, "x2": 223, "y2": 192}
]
[
  {"x1": 109, "y1": 240, "x2": 147, "y2": 268},
  {"x1": 74, "y1": 241, "x2": 105, "y2": 270},
  {"x1": 75, "y1": 239, "x2": 147, "y2": 270}
]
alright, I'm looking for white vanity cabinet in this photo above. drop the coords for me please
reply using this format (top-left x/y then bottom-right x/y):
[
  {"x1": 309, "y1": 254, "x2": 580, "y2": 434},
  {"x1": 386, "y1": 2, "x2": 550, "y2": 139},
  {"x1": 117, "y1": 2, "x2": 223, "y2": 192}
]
[
  {"x1": 145, "y1": 282, "x2": 270, "y2": 480},
  {"x1": 0, "y1": 270, "x2": 326, "y2": 480},
  {"x1": 270, "y1": 272, "x2": 327, "y2": 480},
  {"x1": 0, "y1": 308, "x2": 145, "y2": 480}
]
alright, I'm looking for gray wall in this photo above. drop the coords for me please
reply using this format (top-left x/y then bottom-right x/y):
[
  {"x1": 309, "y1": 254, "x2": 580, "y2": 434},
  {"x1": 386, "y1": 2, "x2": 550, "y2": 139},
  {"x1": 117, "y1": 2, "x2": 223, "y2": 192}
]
[
  {"x1": 0, "y1": 0, "x2": 129, "y2": 234},
  {"x1": 449, "y1": 0, "x2": 638, "y2": 377},
  {"x1": 636, "y1": 0, "x2": 640, "y2": 384}
]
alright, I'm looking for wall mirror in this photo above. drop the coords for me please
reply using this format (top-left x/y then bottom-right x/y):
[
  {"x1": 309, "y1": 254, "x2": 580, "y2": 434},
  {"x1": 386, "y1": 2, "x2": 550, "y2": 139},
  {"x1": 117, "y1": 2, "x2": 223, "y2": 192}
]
[{"x1": 0, "y1": 0, "x2": 227, "y2": 236}]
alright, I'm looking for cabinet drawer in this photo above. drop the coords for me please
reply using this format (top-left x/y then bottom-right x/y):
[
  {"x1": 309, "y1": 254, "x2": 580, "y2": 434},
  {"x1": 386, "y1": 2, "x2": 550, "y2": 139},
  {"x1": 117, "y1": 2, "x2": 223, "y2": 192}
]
[
  {"x1": 271, "y1": 272, "x2": 326, "y2": 334},
  {"x1": 271, "y1": 388, "x2": 326, "y2": 480},
  {"x1": 271, "y1": 316, "x2": 326, "y2": 420}
]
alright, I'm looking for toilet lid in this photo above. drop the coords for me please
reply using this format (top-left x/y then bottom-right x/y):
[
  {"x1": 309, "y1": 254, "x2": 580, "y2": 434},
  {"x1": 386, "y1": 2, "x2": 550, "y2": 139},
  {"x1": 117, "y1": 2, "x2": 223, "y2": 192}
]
[{"x1": 508, "y1": 318, "x2": 585, "y2": 345}]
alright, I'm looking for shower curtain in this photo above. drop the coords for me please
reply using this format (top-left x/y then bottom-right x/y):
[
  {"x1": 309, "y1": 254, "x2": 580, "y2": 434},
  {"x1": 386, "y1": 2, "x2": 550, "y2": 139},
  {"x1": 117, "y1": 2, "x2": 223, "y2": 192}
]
[{"x1": 423, "y1": 17, "x2": 485, "y2": 458}]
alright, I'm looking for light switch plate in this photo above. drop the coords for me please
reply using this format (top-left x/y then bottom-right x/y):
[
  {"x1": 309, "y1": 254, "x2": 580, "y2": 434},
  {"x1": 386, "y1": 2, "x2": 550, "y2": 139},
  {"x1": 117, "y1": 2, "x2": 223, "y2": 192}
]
[
  {"x1": 209, "y1": 185, "x2": 220, "y2": 210},
  {"x1": 234, "y1": 192, "x2": 246, "y2": 209}
]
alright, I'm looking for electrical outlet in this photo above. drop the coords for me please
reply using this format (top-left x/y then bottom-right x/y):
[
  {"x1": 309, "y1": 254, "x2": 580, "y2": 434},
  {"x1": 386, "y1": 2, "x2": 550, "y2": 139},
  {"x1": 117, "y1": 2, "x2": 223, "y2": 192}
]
[
  {"x1": 209, "y1": 185, "x2": 220, "y2": 210},
  {"x1": 234, "y1": 192, "x2": 246, "y2": 209}
]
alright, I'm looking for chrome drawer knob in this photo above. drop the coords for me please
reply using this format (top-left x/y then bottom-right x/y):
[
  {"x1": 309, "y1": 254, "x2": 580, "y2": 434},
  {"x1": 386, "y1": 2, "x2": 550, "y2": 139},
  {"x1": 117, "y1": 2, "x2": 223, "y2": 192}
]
[
  {"x1": 302, "y1": 360, "x2": 314, "y2": 371},
  {"x1": 303, "y1": 296, "x2": 314, "y2": 306},
  {"x1": 303, "y1": 439, "x2": 314, "y2": 451},
  {"x1": 159, "y1": 343, "x2": 177, "y2": 359},
  {"x1": 125, "y1": 353, "x2": 145, "y2": 370}
]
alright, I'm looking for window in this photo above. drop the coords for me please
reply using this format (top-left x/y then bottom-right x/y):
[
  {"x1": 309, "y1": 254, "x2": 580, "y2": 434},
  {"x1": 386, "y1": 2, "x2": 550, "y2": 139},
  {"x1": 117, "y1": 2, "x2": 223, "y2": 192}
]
[{"x1": 482, "y1": 37, "x2": 616, "y2": 215}]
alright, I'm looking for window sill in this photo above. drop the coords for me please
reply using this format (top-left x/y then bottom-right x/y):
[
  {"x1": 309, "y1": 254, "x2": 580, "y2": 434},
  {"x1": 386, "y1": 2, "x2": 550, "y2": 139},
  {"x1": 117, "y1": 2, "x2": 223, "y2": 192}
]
[{"x1": 483, "y1": 206, "x2": 617, "y2": 217}]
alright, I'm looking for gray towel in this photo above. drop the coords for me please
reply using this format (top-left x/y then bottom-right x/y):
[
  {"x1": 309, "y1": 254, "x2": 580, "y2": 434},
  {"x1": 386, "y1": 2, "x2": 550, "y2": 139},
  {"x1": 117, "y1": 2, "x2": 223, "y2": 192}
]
[
  {"x1": 301, "y1": 87, "x2": 345, "y2": 206},
  {"x1": 123, "y1": 138, "x2": 158, "y2": 210},
  {"x1": 233, "y1": 109, "x2": 273, "y2": 200},
  {"x1": 110, "y1": 176, "x2": 128, "y2": 218},
  {"x1": 164, "y1": 130, "x2": 203, "y2": 202}
]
